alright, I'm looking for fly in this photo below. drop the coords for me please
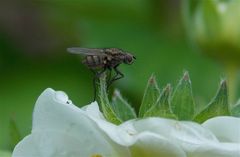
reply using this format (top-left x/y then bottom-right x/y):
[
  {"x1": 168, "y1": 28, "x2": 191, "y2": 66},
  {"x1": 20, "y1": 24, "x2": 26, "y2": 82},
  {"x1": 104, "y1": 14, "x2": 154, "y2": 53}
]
[{"x1": 67, "y1": 47, "x2": 136, "y2": 100}]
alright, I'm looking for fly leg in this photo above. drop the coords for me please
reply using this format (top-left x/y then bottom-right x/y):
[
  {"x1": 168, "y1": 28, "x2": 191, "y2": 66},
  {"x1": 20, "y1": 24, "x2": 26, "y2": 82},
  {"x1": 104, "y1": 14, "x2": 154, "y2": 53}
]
[
  {"x1": 107, "y1": 67, "x2": 112, "y2": 87},
  {"x1": 107, "y1": 65, "x2": 124, "y2": 89},
  {"x1": 92, "y1": 68, "x2": 107, "y2": 101}
]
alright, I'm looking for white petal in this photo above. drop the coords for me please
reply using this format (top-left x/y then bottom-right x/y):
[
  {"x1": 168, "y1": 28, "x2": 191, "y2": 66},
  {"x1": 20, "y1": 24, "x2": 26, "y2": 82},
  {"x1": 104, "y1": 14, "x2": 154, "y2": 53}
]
[
  {"x1": 75, "y1": 109, "x2": 187, "y2": 156},
  {"x1": 129, "y1": 132, "x2": 186, "y2": 157},
  {"x1": 81, "y1": 102, "x2": 134, "y2": 146},
  {"x1": 54, "y1": 91, "x2": 69, "y2": 104},
  {"x1": 81, "y1": 101, "x2": 106, "y2": 120},
  {"x1": 97, "y1": 119, "x2": 186, "y2": 157},
  {"x1": 124, "y1": 117, "x2": 240, "y2": 156},
  {"x1": 13, "y1": 135, "x2": 38, "y2": 157},
  {"x1": 188, "y1": 142, "x2": 240, "y2": 157},
  {"x1": 87, "y1": 112, "x2": 133, "y2": 146},
  {"x1": 13, "y1": 88, "x2": 130, "y2": 157},
  {"x1": 117, "y1": 118, "x2": 220, "y2": 155},
  {"x1": 120, "y1": 118, "x2": 218, "y2": 143},
  {"x1": 13, "y1": 131, "x2": 130, "y2": 157},
  {"x1": 202, "y1": 116, "x2": 240, "y2": 143}
]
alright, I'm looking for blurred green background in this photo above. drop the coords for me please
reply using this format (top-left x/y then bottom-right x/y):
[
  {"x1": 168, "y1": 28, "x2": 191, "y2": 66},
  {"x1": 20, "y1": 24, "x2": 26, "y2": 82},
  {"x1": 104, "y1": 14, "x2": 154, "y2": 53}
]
[{"x1": 0, "y1": 0, "x2": 226, "y2": 151}]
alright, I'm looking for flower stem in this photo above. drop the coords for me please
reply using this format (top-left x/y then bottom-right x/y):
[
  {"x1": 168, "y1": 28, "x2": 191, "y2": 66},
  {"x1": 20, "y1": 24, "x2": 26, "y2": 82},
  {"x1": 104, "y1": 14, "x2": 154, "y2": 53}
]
[{"x1": 225, "y1": 65, "x2": 238, "y2": 105}]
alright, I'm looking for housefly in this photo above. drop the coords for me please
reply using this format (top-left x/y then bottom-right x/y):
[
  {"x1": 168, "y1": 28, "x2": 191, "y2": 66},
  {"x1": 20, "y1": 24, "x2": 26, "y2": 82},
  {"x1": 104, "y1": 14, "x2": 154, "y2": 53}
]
[{"x1": 67, "y1": 47, "x2": 136, "y2": 100}]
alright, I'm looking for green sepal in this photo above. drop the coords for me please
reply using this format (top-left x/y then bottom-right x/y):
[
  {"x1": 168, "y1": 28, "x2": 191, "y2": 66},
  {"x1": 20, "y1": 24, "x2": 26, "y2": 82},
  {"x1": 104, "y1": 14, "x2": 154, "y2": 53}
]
[
  {"x1": 9, "y1": 117, "x2": 21, "y2": 150},
  {"x1": 231, "y1": 99, "x2": 240, "y2": 117},
  {"x1": 0, "y1": 150, "x2": 11, "y2": 157},
  {"x1": 98, "y1": 74, "x2": 121, "y2": 125},
  {"x1": 112, "y1": 89, "x2": 137, "y2": 122},
  {"x1": 139, "y1": 74, "x2": 160, "y2": 117},
  {"x1": 144, "y1": 84, "x2": 177, "y2": 119},
  {"x1": 194, "y1": 80, "x2": 230, "y2": 123},
  {"x1": 171, "y1": 71, "x2": 195, "y2": 120}
]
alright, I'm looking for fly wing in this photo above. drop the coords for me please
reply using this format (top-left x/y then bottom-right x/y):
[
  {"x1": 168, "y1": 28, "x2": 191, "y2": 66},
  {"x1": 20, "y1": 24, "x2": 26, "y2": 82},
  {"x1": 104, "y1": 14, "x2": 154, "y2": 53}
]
[{"x1": 67, "y1": 47, "x2": 106, "y2": 56}]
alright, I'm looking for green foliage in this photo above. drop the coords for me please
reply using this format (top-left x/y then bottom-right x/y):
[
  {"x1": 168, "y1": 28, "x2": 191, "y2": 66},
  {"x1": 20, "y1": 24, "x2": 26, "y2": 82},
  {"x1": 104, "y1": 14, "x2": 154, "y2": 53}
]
[
  {"x1": 0, "y1": 150, "x2": 11, "y2": 157},
  {"x1": 144, "y1": 84, "x2": 176, "y2": 119},
  {"x1": 112, "y1": 89, "x2": 137, "y2": 121},
  {"x1": 139, "y1": 74, "x2": 160, "y2": 117},
  {"x1": 231, "y1": 100, "x2": 240, "y2": 117},
  {"x1": 9, "y1": 118, "x2": 21, "y2": 150},
  {"x1": 194, "y1": 80, "x2": 230, "y2": 123},
  {"x1": 171, "y1": 72, "x2": 195, "y2": 120}
]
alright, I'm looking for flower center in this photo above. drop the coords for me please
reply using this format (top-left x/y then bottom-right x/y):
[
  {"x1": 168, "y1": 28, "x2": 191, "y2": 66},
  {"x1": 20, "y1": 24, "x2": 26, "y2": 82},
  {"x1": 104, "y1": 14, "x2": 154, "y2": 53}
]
[{"x1": 91, "y1": 154, "x2": 103, "y2": 157}]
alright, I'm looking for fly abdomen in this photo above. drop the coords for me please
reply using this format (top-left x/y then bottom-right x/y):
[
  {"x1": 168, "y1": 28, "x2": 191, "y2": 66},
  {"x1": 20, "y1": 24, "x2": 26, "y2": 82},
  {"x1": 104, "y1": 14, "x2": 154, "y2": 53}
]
[{"x1": 82, "y1": 55, "x2": 104, "y2": 69}]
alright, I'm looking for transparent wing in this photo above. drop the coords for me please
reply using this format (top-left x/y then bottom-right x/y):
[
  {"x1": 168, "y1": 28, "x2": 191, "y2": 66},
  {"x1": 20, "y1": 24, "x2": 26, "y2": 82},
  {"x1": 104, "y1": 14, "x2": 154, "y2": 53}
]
[{"x1": 67, "y1": 47, "x2": 105, "y2": 56}]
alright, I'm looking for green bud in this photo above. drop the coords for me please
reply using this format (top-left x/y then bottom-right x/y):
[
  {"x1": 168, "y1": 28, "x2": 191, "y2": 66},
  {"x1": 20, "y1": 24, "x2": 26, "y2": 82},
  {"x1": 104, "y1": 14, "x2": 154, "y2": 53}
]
[
  {"x1": 194, "y1": 80, "x2": 231, "y2": 123},
  {"x1": 183, "y1": 0, "x2": 240, "y2": 65},
  {"x1": 139, "y1": 74, "x2": 160, "y2": 117},
  {"x1": 171, "y1": 71, "x2": 195, "y2": 120}
]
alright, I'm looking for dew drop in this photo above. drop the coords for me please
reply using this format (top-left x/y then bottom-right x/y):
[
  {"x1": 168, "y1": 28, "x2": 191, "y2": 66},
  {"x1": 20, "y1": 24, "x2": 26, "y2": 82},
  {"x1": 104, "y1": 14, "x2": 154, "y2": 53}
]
[{"x1": 55, "y1": 91, "x2": 69, "y2": 104}]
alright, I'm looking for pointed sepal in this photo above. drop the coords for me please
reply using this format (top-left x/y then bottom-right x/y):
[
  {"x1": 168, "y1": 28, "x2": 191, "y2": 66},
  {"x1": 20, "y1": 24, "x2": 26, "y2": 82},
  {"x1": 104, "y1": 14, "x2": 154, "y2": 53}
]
[
  {"x1": 98, "y1": 74, "x2": 121, "y2": 124},
  {"x1": 144, "y1": 84, "x2": 177, "y2": 119},
  {"x1": 194, "y1": 80, "x2": 230, "y2": 123},
  {"x1": 171, "y1": 71, "x2": 195, "y2": 120},
  {"x1": 111, "y1": 89, "x2": 137, "y2": 122},
  {"x1": 139, "y1": 74, "x2": 160, "y2": 117},
  {"x1": 231, "y1": 99, "x2": 240, "y2": 117}
]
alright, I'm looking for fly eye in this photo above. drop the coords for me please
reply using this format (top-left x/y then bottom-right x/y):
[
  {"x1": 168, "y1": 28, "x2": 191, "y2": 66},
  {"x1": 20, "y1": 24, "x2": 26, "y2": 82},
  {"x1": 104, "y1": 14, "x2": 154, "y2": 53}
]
[
  {"x1": 124, "y1": 54, "x2": 135, "y2": 64},
  {"x1": 126, "y1": 56, "x2": 134, "y2": 64},
  {"x1": 128, "y1": 57, "x2": 132, "y2": 62}
]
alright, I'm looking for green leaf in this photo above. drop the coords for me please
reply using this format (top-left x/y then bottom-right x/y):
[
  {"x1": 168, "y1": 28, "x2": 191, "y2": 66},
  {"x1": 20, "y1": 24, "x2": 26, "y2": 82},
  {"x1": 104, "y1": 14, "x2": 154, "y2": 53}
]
[
  {"x1": 231, "y1": 99, "x2": 240, "y2": 117},
  {"x1": 111, "y1": 89, "x2": 137, "y2": 121},
  {"x1": 144, "y1": 84, "x2": 177, "y2": 119},
  {"x1": 194, "y1": 80, "x2": 230, "y2": 123},
  {"x1": 9, "y1": 117, "x2": 21, "y2": 149},
  {"x1": 98, "y1": 73, "x2": 121, "y2": 125},
  {"x1": 171, "y1": 71, "x2": 195, "y2": 120},
  {"x1": 0, "y1": 150, "x2": 11, "y2": 157},
  {"x1": 139, "y1": 74, "x2": 160, "y2": 117}
]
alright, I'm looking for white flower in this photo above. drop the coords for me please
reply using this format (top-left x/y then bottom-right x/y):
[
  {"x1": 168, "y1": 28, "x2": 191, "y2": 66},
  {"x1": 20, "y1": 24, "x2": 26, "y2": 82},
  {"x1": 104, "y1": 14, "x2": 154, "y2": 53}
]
[{"x1": 13, "y1": 88, "x2": 240, "y2": 157}]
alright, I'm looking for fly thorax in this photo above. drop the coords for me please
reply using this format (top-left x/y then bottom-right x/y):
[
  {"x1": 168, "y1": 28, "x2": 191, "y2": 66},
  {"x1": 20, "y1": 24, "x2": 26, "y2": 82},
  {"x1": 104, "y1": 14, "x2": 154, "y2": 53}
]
[{"x1": 107, "y1": 56, "x2": 112, "y2": 61}]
